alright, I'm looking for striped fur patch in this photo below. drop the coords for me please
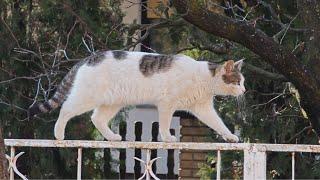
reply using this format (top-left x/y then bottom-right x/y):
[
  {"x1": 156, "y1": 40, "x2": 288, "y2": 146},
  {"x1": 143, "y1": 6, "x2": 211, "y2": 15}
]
[
  {"x1": 139, "y1": 54, "x2": 174, "y2": 77},
  {"x1": 222, "y1": 70, "x2": 241, "y2": 84},
  {"x1": 208, "y1": 62, "x2": 219, "y2": 76},
  {"x1": 112, "y1": 50, "x2": 127, "y2": 60},
  {"x1": 28, "y1": 52, "x2": 104, "y2": 117},
  {"x1": 86, "y1": 51, "x2": 106, "y2": 66},
  {"x1": 39, "y1": 104, "x2": 49, "y2": 113},
  {"x1": 48, "y1": 99, "x2": 59, "y2": 109},
  {"x1": 49, "y1": 60, "x2": 87, "y2": 107},
  {"x1": 50, "y1": 52, "x2": 104, "y2": 109}
]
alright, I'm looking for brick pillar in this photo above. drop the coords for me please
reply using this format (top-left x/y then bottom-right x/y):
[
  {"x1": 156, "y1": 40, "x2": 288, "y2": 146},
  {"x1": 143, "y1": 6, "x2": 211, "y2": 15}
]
[{"x1": 179, "y1": 117, "x2": 213, "y2": 179}]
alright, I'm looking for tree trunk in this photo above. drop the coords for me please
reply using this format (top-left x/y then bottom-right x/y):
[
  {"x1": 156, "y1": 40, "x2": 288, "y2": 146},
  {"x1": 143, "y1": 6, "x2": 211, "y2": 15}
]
[
  {"x1": 0, "y1": 128, "x2": 9, "y2": 179},
  {"x1": 172, "y1": 0, "x2": 320, "y2": 138},
  {"x1": 297, "y1": 0, "x2": 320, "y2": 83},
  {"x1": 296, "y1": 0, "x2": 320, "y2": 140}
]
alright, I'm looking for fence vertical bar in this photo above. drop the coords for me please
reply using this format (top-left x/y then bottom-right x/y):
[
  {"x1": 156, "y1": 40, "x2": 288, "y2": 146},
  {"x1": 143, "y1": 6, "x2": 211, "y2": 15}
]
[
  {"x1": 77, "y1": 148, "x2": 82, "y2": 180},
  {"x1": 10, "y1": 146, "x2": 15, "y2": 180},
  {"x1": 244, "y1": 146, "x2": 266, "y2": 180},
  {"x1": 146, "y1": 149, "x2": 150, "y2": 180},
  {"x1": 216, "y1": 150, "x2": 221, "y2": 180},
  {"x1": 292, "y1": 152, "x2": 295, "y2": 180}
]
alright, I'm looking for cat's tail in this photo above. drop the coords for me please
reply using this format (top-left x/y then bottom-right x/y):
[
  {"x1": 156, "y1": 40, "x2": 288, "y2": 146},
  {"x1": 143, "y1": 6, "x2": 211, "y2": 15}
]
[
  {"x1": 27, "y1": 97, "x2": 61, "y2": 118},
  {"x1": 28, "y1": 61, "x2": 84, "y2": 119}
]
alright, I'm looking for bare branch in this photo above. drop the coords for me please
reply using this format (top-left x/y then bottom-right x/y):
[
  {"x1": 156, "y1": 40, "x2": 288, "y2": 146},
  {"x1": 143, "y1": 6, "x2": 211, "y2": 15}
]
[
  {"x1": 64, "y1": 20, "x2": 79, "y2": 50},
  {"x1": 0, "y1": 75, "x2": 44, "y2": 85},
  {"x1": 123, "y1": 18, "x2": 186, "y2": 50},
  {"x1": 279, "y1": 13, "x2": 300, "y2": 44},
  {"x1": 0, "y1": 18, "x2": 21, "y2": 48},
  {"x1": 245, "y1": 63, "x2": 287, "y2": 81},
  {"x1": 171, "y1": 0, "x2": 320, "y2": 136},
  {"x1": 171, "y1": 0, "x2": 320, "y2": 97},
  {"x1": 286, "y1": 126, "x2": 312, "y2": 143}
]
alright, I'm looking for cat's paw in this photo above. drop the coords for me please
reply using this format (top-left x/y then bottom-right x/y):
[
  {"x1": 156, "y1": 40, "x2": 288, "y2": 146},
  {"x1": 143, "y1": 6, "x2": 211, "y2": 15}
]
[
  {"x1": 223, "y1": 134, "x2": 239, "y2": 143},
  {"x1": 54, "y1": 123, "x2": 65, "y2": 140},
  {"x1": 54, "y1": 131, "x2": 65, "y2": 140},
  {"x1": 162, "y1": 135, "x2": 177, "y2": 142},
  {"x1": 107, "y1": 134, "x2": 122, "y2": 141}
]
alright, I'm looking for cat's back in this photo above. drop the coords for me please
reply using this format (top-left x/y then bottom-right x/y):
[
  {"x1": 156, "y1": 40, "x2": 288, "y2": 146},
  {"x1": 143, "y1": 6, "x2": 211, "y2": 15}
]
[
  {"x1": 86, "y1": 50, "x2": 198, "y2": 77},
  {"x1": 73, "y1": 50, "x2": 203, "y2": 105}
]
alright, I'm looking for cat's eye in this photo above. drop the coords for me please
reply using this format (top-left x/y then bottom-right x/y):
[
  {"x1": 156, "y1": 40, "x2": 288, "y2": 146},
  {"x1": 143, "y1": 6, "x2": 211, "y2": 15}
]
[{"x1": 232, "y1": 81, "x2": 240, "y2": 85}]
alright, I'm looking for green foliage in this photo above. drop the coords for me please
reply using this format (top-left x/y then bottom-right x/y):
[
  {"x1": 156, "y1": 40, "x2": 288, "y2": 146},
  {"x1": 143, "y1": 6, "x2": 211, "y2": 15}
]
[
  {"x1": 1, "y1": 0, "x2": 320, "y2": 179},
  {"x1": 0, "y1": 0, "x2": 125, "y2": 178},
  {"x1": 198, "y1": 151, "x2": 243, "y2": 179},
  {"x1": 164, "y1": 1, "x2": 319, "y2": 179}
]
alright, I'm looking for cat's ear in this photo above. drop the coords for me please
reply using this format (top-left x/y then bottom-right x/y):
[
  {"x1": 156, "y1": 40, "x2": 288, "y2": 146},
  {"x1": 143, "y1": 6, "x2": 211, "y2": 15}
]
[
  {"x1": 224, "y1": 60, "x2": 234, "y2": 74},
  {"x1": 234, "y1": 58, "x2": 245, "y2": 71}
]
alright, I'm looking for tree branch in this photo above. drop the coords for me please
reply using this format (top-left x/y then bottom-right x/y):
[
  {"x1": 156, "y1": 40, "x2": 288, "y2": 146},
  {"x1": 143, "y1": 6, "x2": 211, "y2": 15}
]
[
  {"x1": 171, "y1": 0, "x2": 320, "y2": 101},
  {"x1": 286, "y1": 126, "x2": 312, "y2": 143},
  {"x1": 172, "y1": 0, "x2": 320, "y2": 137},
  {"x1": 245, "y1": 63, "x2": 287, "y2": 81},
  {"x1": 0, "y1": 17, "x2": 21, "y2": 48},
  {"x1": 172, "y1": 0, "x2": 318, "y2": 92}
]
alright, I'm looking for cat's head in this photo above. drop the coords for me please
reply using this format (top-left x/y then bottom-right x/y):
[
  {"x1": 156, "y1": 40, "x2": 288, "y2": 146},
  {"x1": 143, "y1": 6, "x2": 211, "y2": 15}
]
[{"x1": 214, "y1": 59, "x2": 245, "y2": 96}]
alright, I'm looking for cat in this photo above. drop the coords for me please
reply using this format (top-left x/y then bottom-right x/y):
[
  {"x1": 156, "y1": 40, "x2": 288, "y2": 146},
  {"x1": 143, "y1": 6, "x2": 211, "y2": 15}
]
[{"x1": 28, "y1": 50, "x2": 245, "y2": 142}]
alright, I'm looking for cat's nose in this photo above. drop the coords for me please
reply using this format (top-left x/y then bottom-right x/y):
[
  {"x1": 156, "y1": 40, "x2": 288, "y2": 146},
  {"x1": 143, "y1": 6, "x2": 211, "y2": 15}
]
[{"x1": 241, "y1": 87, "x2": 246, "y2": 93}]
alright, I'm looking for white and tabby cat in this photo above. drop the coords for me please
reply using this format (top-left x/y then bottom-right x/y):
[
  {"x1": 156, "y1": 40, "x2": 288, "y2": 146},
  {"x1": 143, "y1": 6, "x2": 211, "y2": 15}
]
[{"x1": 28, "y1": 51, "x2": 245, "y2": 142}]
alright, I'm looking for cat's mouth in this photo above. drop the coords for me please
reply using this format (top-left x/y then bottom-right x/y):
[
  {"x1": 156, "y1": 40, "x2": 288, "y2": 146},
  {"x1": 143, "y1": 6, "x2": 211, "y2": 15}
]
[{"x1": 232, "y1": 88, "x2": 246, "y2": 96}]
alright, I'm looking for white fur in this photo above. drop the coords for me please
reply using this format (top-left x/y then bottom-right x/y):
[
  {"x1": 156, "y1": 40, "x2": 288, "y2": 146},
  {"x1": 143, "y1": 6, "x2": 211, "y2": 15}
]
[{"x1": 54, "y1": 51, "x2": 245, "y2": 142}]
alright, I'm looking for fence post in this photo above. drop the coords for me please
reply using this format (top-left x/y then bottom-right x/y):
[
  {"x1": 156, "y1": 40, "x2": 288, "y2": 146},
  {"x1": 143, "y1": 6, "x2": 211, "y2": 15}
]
[
  {"x1": 291, "y1": 152, "x2": 295, "y2": 180},
  {"x1": 77, "y1": 148, "x2": 82, "y2": 180},
  {"x1": 244, "y1": 145, "x2": 266, "y2": 180},
  {"x1": 216, "y1": 150, "x2": 221, "y2": 180},
  {"x1": 10, "y1": 147, "x2": 15, "y2": 180}
]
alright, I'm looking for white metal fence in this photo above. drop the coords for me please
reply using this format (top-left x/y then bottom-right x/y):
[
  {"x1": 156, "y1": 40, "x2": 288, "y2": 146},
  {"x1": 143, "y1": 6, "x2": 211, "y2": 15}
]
[
  {"x1": 4, "y1": 139, "x2": 320, "y2": 179},
  {"x1": 124, "y1": 108, "x2": 180, "y2": 176}
]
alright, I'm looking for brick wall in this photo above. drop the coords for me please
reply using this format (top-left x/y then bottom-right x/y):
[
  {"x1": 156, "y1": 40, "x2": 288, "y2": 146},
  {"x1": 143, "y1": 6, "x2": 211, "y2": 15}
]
[{"x1": 179, "y1": 117, "x2": 213, "y2": 179}]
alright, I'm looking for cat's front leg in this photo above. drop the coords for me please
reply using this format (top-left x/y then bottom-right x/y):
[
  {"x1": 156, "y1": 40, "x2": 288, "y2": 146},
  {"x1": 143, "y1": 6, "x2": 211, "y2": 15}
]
[
  {"x1": 158, "y1": 107, "x2": 177, "y2": 142},
  {"x1": 191, "y1": 102, "x2": 239, "y2": 143}
]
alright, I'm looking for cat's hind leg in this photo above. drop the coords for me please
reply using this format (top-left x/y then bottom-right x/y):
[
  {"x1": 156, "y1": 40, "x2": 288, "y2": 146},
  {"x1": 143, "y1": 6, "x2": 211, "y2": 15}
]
[
  {"x1": 54, "y1": 107, "x2": 74, "y2": 140},
  {"x1": 158, "y1": 107, "x2": 177, "y2": 142},
  {"x1": 54, "y1": 99, "x2": 95, "y2": 140},
  {"x1": 91, "y1": 105, "x2": 122, "y2": 141}
]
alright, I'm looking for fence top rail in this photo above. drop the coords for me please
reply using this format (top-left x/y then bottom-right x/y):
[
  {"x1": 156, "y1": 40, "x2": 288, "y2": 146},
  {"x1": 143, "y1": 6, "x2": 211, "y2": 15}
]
[{"x1": 4, "y1": 139, "x2": 320, "y2": 152}]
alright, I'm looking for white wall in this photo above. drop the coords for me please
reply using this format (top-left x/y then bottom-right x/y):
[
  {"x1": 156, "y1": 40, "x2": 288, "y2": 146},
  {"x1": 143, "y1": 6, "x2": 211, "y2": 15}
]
[
  {"x1": 120, "y1": 0, "x2": 141, "y2": 51},
  {"x1": 111, "y1": 107, "x2": 180, "y2": 175}
]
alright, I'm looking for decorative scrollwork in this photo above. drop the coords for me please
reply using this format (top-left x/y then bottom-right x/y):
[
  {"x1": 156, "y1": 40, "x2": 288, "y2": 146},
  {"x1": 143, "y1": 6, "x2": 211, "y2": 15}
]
[
  {"x1": 133, "y1": 149, "x2": 161, "y2": 180},
  {"x1": 6, "y1": 151, "x2": 28, "y2": 180}
]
